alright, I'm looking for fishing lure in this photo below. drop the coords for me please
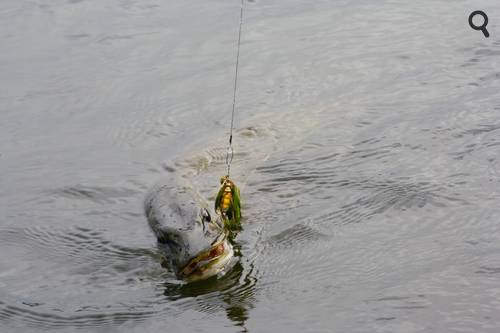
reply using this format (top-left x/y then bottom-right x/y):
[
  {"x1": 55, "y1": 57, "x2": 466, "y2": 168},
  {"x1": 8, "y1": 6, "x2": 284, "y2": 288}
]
[{"x1": 215, "y1": 176, "x2": 241, "y2": 230}]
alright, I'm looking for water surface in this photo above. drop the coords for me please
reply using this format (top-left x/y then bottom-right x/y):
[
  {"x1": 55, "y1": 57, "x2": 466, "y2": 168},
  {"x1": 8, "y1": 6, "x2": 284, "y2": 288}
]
[{"x1": 1, "y1": 0, "x2": 500, "y2": 332}]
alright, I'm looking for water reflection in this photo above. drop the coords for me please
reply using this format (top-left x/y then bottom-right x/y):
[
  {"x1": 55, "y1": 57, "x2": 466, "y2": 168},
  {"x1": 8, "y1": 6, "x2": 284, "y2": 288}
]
[{"x1": 162, "y1": 244, "x2": 255, "y2": 331}]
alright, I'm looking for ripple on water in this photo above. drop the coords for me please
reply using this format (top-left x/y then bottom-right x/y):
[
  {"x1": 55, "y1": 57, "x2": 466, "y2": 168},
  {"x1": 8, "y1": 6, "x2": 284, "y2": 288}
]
[
  {"x1": 46, "y1": 184, "x2": 140, "y2": 204},
  {"x1": 243, "y1": 121, "x2": 490, "y2": 310},
  {"x1": 0, "y1": 226, "x2": 157, "y2": 265},
  {"x1": 0, "y1": 302, "x2": 156, "y2": 330},
  {"x1": 264, "y1": 223, "x2": 328, "y2": 250},
  {"x1": 0, "y1": 225, "x2": 168, "y2": 330},
  {"x1": 309, "y1": 177, "x2": 467, "y2": 228},
  {"x1": 0, "y1": 224, "x2": 261, "y2": 330}
]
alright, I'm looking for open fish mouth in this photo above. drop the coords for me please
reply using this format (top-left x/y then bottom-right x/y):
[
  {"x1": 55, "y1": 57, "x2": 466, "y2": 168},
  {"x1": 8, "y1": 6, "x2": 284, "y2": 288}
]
[{"x1": 177, "y1": 234, "x2": 234, "y2": 282}]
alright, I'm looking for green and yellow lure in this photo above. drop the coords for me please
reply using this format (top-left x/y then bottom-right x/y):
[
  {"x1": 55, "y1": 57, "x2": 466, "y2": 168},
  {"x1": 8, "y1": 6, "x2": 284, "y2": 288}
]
[{"x1": 215, "y1": 176, "x2": 241, "y2": 230}]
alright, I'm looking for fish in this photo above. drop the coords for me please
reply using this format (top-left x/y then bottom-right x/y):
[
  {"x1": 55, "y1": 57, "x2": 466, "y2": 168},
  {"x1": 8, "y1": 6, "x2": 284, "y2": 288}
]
[
  {"x1": 144, "y1": 173, "x2": 235, "y2": 282},
  {"x1": 145, "y1": 112, "x2": 318, "y2": 281}
]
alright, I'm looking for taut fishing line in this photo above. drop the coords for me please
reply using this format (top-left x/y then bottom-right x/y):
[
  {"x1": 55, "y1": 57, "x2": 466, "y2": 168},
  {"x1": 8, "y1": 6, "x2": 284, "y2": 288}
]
[
  {"x1": 225, "y1": 0, "x2": 244, "y2": 177},
  {"x1": 215, "y1": 0, "x2": 244, "y2": 231}
]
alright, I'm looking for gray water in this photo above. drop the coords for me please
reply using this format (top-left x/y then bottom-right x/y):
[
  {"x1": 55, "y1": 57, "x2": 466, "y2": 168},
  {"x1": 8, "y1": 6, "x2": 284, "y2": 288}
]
[{"x1": 2, "y1": 0, "x2": 500, "y2": 332}]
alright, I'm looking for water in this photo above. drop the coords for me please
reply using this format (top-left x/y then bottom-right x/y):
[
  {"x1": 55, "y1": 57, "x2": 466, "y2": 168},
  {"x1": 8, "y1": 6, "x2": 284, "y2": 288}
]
[{"x1": 1, "y1": 0, "x2": 500, "y2": 332}]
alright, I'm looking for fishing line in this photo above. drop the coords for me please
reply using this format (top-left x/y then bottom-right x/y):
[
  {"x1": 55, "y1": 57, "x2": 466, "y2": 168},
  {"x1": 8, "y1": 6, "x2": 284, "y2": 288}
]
[{"x1": 225, "y1": 0, "x2": 244, "y2": 177}]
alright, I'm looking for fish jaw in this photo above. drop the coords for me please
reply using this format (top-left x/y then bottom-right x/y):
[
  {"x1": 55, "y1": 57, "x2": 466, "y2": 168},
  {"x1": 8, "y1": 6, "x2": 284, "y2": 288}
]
[{"x1": 179, "y1": 238, "x2": 235, "y2": 282}]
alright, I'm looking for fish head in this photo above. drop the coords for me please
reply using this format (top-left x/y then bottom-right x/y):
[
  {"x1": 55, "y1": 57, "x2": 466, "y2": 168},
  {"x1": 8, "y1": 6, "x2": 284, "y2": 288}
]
[{"x1": 159, "y1": 207, "x2": 234, "y2": 282}]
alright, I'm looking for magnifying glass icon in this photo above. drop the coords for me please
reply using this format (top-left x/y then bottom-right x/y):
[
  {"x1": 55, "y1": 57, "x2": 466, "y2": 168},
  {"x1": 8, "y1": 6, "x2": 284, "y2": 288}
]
[{"x1": 469, "y1": 10, "x2": 489, "y2": 38}]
